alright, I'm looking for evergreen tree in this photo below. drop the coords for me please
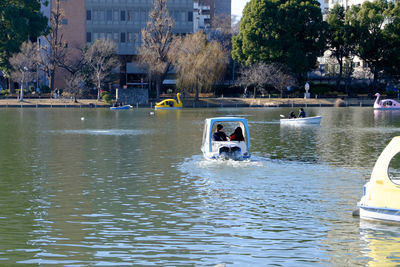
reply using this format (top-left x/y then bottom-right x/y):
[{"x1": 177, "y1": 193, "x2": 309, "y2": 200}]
[
  {"x1": 0, "y1": 0, "x2": 47, "y2": 90},
  {"x1": 232, "y1": 0, "x2": 326, "y2": 80}
]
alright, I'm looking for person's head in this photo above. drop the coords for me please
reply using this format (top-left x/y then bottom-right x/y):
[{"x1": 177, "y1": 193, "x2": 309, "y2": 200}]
[
  {"x1": 300, "y1": 108, "x2": 304, "y2": 112},
  {"x1": 234, "y1": 127, "x2": 242, "y2": 135},
  {"x1": 216, "y1": 124, "x2": 223, "y2": 131}
]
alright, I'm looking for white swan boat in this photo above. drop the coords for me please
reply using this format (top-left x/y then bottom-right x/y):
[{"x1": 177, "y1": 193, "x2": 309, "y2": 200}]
[
  {"x1": 280, "y1": 116, "x2": 322, "y2": 125},
  {"x1": 357, "y1": 136, "x2": 400, "y2": 222},
  {"x1": 374, "y1": 93, "x2": 400, "y2": 110},
  {"x1": 201, "y1": 117, "x2": 251, "y2": 160}
]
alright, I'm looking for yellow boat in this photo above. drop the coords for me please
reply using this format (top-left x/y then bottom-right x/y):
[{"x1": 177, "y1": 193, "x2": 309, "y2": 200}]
[
  {"x1": 357, "y1": 136, "x2": 400, "y2": 222},
  {"x1": 155, "y1": 93, "x2": 183, "y2": 110}
]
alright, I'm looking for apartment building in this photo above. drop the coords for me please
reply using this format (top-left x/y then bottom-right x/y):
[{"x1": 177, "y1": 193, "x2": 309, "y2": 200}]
[
  {"x1": 42, "y1": 0, "x2": 194, "y2": 88},
  {"x1": 193, "y1": 0, "x2": 231, "y2": 32}
]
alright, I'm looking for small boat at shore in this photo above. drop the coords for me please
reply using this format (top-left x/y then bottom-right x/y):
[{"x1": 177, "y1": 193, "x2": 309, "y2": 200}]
[
  {"x1": 155, "y1": 93, "x2": 183, "y2": 110},
  {"x1": 357, "y1": 136, "x2": 400, "y2": 222},
  {"x1": 374, "y1": 93, "x2": 400, "y2": 110},
  {"x1": 110, "y1": 105, "x2": 133, "y2": 110},
  {"x1": 280, "y1": 116, "x2": 322, "y2": 125},
  {"x1": 201, "y1": 117, "x2": 251, "y2": 160}
]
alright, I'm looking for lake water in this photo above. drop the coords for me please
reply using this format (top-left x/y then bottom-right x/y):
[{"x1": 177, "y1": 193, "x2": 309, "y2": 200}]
[{"x1": 0, "y1": 107, "x2": 400, "y2": 266}]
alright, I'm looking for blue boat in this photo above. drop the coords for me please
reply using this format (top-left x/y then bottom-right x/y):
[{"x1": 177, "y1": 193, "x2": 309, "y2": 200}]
[{"x1": 110, "y1": 105, "x2": 133, "y2": 110}]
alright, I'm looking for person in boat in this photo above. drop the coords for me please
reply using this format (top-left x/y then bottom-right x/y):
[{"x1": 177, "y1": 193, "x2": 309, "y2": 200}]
[
  {"x1": 288, "y1": 111, "x2": 296, "y2": 119},
  {"x1": 298, "y1": 108, "x2": 306, "y2": 118},
  {"x1": 230, "y1": 127, "x2": 245, "y2": 142},
  {"x1": 212, "y1": 124, "x2": 228, "y2": 141}
]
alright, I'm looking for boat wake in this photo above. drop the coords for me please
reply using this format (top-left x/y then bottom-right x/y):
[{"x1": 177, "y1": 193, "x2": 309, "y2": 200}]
[{"x1": 48, "y1": 129, "x2": 149, "y2": 136}]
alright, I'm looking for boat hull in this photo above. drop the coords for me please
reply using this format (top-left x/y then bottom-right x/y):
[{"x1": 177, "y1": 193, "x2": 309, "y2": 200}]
[
  {"x1": 359, "y1": 205, "x2": 400, "y2": 222},
  {"x1": 280, "y1": 116, "x2": 321, "y2": 124},
  {"x1": 374, "y1": 107, "x2": 400, "y2": 110},
  {"x1": 110, "y1": 105, "x2": 132, "y2": 110},
  {"x1": 154, "y1": 107, "x2": 182, "y2": 110}
]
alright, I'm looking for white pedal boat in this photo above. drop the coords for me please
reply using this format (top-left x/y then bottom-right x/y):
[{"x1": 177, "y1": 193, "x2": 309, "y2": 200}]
[
  {"x1": 280, "y1": 116, "x2": 321, "y2": 125},
  {"x1": 357, "y1": 136, "x2": 400, "y2": 222},
  {"x1": 374, "y1": 93, "x2": 400, "y2": 110},
  {"x1": 201, "y1": 117, "x2": 251, "y2": 160}
]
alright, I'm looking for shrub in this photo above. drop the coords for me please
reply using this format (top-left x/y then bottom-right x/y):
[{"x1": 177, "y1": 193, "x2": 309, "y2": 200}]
[
  {"x1": 102, "y1": 92, "x2": 111, "y2": 102},
  {"x1": 0, "y1": 89, "x2": 9, "y2": 96}
]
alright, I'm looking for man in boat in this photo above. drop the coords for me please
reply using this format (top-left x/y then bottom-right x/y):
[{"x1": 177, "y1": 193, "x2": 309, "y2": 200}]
[
  {"x1": 212, "y1": 124, "x2": 228, "y2": 141},
  {"x1": 298, "y1": 108, "x2": 306, "y2": 118},
  {"x1": 288, "y1": 111, "x2": 296, "y2": 119}
]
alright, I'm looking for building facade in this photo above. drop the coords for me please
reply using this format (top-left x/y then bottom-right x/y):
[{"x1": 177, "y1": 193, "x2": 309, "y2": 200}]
[{"x1": 42, "y1": 0, "x2": 194, "y2": 89}]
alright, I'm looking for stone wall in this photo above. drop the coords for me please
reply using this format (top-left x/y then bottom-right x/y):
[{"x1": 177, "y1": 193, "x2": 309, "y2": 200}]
[{"x1": 116, "y1": 88, "x2": 148, "y2": 105}]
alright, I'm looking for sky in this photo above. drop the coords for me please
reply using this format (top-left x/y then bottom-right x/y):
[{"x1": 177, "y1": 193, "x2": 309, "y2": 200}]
[{"x1": 232, "y1": 0, "x2": 251, "y2": 17}]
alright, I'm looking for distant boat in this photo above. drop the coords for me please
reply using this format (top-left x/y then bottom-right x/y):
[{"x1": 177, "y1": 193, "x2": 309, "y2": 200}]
[
  {"x1": 357, "y1": 136, "x2": 400, "y2": 222},
  {"x1": 110, "y1": 105, "x2": 132, "y2": 110},
  {"x1": 155, "y1": 93, "x2": 183, "y2": 110},
  {"x1": 201, "y1": 117, "x2": 251, "y2": 160},
  {"x1": 280, "y1": 116, "x2": 321, "y2": 125},
  {"x1": 374, "y1": 93, "x2": 400, "y2": 110}
]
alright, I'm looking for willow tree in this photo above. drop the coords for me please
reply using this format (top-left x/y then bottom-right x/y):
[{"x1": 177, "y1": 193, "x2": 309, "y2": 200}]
[
  {"x1": 138, "y1": 0, "x2": 174, "y2": 101},
  {"x1": 171, "y1": 32, "x2": 227, "y2": 101}
]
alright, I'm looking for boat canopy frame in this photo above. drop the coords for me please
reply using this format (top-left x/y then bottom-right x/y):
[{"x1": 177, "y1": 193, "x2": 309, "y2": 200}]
[{"x1": 203, "y1": 117, "x2": 251, "y2": 153}]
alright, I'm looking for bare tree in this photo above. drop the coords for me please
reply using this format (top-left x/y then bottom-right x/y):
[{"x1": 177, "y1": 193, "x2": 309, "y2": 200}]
[
  {"x1": 138, "y1": 0, "x2": 174, "y2": 101},
  {"x1": 170, "y1": 32, "x2": 227, "y2": 101},
  {"x1": 238, "y1": 63, "x2": 297, "y2": 98},
  {"x1": 9, "y1": 41, "x2": 41, "y2": 101},
  {"x1": 41, "y1": 0, "x2": 67, "y2": 92},
  {"x1": 84, "y1": 39, "x2": 119, "y2": 100},
  {"x1": 62, "y1": 50, "x2": 85, "y2": 102}
]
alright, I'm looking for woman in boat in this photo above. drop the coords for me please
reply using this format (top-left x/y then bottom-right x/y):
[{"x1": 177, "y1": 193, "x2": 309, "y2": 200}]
[
  {"x1": 230, "y1": 127, "x2": 245, "y2": 141},
  {"x1": 298, "y1": 108, "x2": 306, "y2": 118},
  {"x1": 288, "y1": 111, "x2": 296, "y2": 119}
]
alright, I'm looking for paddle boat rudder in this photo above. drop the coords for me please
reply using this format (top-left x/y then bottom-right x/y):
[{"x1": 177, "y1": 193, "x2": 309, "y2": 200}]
[
  {"x1": 374, "y1": 93, "x2": 400, "y2": 110},
  {"x1": 155, "y1": 93, "x2": 183, "y2": 110},
  {"x1": 201, "y1": 117, "x2": 251, "y2": 160},
  {"x1": 357, "y1": 136, "x2": 400, "y2": 222}
]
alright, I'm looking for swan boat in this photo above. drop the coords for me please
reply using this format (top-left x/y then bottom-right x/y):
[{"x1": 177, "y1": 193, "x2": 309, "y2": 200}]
[
  {"x1": 155, "y1": 93, "x2": 183, "y2": 110},
  {"x1": 110, "y1": 105, "x2": 133, "y2": 110},
  {"x1": 280, "y1": 116, "x2": 322, "y2": 125},
  {"x1": 374, "y1": 93, "x2": 400, "y2": 110},
  {"x1": 357, "y1": 136, "x2": 400, "y2": 222},
  {"x1": 201, "y1": 117, "x2": 251, "y2": 160}
]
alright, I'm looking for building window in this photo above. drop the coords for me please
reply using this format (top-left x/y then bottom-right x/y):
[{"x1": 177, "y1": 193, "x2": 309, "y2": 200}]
[
  {"x1": 128, "y1": 32, "x2": 132, "y2": 43},
  {"x1": 188, "y1": 11, "x2": 193, "y2": 22},
  {"x1": 86, "y1": 32, "x2": 92, "y2": 43},
  {"x1": 121, "y1": 32, "x2": 126, "y2": 43},
  {"x1": 113, "y1": 32, "x2": 119, "y2": 43},
  {"x1": 113, "y1": 10, "x2": 119, "y2": 21},
  {"x1": 121, "y1": 10, "x2": 126, "y2": 21},
  {"x1": 86, "y1": 10, "x2": 91, "y2": 20},
  {"x1": 107, "y1": 10, "x2": 112, "y2": 21},
  {"x1": 62, "y1": 18, "x2": 68, "y2": 25}
]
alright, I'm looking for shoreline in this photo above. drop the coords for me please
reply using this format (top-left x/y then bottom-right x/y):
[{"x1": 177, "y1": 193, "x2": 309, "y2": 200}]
[{"x1": 0, "y1": 97, "x2": 375, "y2": 108}]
